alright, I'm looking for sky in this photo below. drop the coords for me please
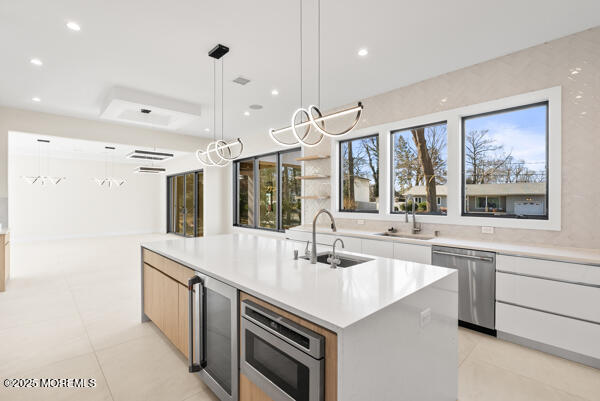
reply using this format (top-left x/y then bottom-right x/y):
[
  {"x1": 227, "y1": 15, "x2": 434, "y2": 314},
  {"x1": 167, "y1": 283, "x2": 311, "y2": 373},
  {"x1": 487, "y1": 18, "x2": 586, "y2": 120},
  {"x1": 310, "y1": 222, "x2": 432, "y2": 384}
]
[{"x1": 464, "y1": 104, "x2": 547, "y2": 171}]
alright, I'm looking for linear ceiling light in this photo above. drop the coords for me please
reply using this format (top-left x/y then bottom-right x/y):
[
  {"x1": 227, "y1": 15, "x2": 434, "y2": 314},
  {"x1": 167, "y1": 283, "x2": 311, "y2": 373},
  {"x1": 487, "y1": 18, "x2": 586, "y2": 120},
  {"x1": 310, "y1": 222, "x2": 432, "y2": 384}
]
[
  {"x1": 125, "y1": 149, "x2": 174, "y2": 161},
  {"x1": 195, "y1": 44, "x2": 244, "y2": 167},
  {"x1": 134, "y1": 166, "x2": 166, "y2": 174},
  {"x1": 269, "y1": 0, "x2": 363, "y2": 147}
]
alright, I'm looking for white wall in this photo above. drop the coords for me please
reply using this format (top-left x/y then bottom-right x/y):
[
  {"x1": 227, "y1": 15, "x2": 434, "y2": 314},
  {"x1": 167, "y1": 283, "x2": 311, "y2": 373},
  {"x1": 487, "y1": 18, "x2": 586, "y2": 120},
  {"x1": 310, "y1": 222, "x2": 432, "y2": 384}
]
[
  {"x1": 0, "y1": 106, "x2": 206, "y2": 227},
  {"x1": 9, "y1": 154, "x2": 161, "y2": 241}
]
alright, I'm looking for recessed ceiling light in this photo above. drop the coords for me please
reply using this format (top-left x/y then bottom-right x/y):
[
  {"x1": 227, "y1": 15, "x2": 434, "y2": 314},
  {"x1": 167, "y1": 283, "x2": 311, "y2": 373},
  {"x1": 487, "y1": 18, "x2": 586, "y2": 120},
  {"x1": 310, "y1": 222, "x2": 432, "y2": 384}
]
[
  {"x1": 66, "y1": 21, "x2": 81, "y2": 31},
  {"x1": 32, "y1": 97, "x2": 41, "y2": 102},
  {"x1": 243, "y1": 111, "x2": 250, "y2": 116},
  {"x1": 271, "y1": 89, "x2": 279, "y2": 96},
  {"x1": 204, "y1": 128, "x2": 210, "y2": 132},
  {"x1": 357, "y1": 48, "x2": 368, "y2": 57},
  {"x1": 30, "y1": 58, "x2": 43, "y2": 66}
]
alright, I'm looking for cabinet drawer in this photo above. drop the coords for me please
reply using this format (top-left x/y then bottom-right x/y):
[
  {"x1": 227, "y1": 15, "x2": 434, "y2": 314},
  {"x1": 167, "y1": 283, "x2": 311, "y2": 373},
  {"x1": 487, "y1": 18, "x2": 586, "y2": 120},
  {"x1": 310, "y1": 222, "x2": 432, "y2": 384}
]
[
  {"x1": 497, "y1": 255, "x2": 600, "y2": 286},
  {"x1": 496, "y1": 302, "x2": 600, "y2": 359},
  {"x1": 497, "y1": 272, "x2": 600, "y2": 323},
  {"x1": 143, "y1": 249, "x2": 195, "y2": 285},
  {"x1": 393, "y1": 243, "x2": 431, "y2": 264},
  {"x1": 361, "y1": 239, "x2": 394, "y2": 258}
]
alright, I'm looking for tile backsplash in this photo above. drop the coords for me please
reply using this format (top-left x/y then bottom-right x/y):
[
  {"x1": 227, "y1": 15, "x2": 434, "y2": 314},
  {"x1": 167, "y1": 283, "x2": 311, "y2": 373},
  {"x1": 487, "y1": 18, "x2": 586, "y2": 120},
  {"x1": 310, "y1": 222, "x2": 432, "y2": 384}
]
[{"x1": 301, "y1": 27, "x2": 600, "y2": 250}]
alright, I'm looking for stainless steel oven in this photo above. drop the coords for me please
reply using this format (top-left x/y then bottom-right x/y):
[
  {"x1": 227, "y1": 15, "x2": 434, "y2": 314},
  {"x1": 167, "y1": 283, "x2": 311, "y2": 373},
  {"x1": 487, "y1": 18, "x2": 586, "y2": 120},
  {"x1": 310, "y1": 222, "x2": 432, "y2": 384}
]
[
  {"x1": 241, "y1": 300, "x2": 325, "y2": 401},
  {"x1": 188, "y1": 273, "x2": 238, "y2": 401}
]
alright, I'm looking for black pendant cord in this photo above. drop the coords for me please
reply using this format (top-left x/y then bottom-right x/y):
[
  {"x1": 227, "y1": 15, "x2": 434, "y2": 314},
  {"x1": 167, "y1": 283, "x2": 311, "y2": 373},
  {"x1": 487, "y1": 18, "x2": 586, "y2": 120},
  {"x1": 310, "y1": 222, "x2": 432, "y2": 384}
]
[
  {"x1": 213, "y1": 59, "x2": 216, "y2": 143},
  {"x1": 221, "y1": 58, "x2": 224, "y2": 141}
]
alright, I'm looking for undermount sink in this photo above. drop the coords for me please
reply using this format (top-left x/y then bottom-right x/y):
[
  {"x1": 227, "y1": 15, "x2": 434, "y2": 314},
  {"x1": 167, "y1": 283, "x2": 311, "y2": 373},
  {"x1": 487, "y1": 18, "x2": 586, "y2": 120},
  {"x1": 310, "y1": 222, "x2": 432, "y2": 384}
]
[
  {"x1": 374, "y1": 232, "x2": 435, "y2": 240},
  {"x1": 301, "y1": 252, "x2": 373, "y2": 268}
]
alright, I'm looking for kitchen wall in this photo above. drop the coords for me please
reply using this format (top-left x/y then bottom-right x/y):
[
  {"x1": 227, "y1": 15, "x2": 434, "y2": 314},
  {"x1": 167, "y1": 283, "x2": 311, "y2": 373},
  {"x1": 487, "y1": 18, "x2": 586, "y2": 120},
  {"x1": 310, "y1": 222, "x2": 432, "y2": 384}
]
[
  {"x1": 0, "y1": 106, "x2": 206, "y2": 228},
  {"x1": 8, "y1": 154, "x2": 161, "y2": 241},
  {"x1": 238, "y1": 27, "x2": 600, "y2": 249}
]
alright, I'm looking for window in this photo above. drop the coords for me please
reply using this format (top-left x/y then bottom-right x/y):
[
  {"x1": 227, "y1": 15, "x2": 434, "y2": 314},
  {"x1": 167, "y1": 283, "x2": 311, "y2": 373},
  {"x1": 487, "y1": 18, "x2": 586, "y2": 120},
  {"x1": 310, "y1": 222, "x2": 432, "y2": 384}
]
[
  {"x1": 167, "y1": 170, "x2": 204, "y2": 237},
  {"x1": 340, "y1": 134, "x2": 379, "y2": 212},
  {"x1": 462, "y1": 102, "x2": 548, "y2": 219},
  {"x1": 234, "y1": 149, "x2": 302, "y2": 231},
  {"x1": 391, "y1": 122, "x2": 447, "y2": 215}
]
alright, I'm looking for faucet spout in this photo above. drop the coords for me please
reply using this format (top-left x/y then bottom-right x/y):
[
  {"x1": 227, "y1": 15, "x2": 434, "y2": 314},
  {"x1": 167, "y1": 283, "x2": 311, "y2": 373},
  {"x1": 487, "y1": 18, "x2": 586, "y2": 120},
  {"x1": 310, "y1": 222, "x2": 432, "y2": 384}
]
[{"x1": 312, "y1": 209, "x2": 337, "y2": 264}]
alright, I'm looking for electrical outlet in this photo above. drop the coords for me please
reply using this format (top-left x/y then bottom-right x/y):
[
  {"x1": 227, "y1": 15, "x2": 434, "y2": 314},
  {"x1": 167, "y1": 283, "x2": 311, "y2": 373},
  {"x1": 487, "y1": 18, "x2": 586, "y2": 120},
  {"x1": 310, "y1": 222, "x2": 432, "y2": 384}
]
[
  {"x1": 420, "y1": 308, "x2": 432, "y2": 328},
  {"x1": 481, "y1": 226, "x2": 494, "y2": 234},
  {"x1": 356, "y1": 219, "x2": 365, "y2": 225}
]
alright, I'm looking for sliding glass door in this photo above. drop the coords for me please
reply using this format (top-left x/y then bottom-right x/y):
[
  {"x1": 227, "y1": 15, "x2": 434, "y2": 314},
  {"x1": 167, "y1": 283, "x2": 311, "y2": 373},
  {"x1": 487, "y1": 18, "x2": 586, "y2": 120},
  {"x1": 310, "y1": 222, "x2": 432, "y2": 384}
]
[{"x1": 168, "y1": 170, "x2": 204, "y2": 237}]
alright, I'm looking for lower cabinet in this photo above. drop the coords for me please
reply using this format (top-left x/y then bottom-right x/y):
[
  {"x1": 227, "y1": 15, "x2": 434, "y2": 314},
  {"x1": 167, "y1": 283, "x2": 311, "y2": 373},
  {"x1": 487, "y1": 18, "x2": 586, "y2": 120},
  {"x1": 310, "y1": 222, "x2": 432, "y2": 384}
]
[
  {"x1": 0, "y1": 233, "x2": 9, "y2": 292},
  {"x1": 143, "y1": 250, "x2": 195, "y2": 356},
  {"x1": 393, "y1": 242, "x2": 431, "y2": 264}
]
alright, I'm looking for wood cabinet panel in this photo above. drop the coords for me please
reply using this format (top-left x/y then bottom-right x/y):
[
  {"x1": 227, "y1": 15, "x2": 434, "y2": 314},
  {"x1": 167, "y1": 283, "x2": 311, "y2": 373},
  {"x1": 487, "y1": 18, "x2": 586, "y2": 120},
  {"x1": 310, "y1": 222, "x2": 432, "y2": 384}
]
[
  {"x1": 0, "y1": 237, "x2": 7, "y2": 292},
  {"x1": 240, "y1": 373, "x2": 272, "y2": 401},
  {"x1": 143, "y1": 264, "x2": 159, "y2": 324},
  {"x1": 162, "y1": 275, "x2": 180, "y2": 345},
  {"x1": 239, "y1": 292, "x2": 337, "y2": 401},
  {"x1": 177, "y1": 283, "x2": 190, "y2": 356},
  {"x1": 143, "y1": 249, "x2": 195, "y2": 286}
]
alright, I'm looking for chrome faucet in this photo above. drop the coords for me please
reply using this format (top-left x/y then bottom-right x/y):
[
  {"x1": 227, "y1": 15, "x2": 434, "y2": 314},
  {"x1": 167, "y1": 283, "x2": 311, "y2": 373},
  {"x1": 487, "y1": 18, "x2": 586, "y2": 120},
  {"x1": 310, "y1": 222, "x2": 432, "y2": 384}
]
[
  {"x1": 311, "y1": 209, "x2": 337, "y2": 264},
  {"x1": 327, "y1": 238, "x2": 345, "y2": 269},
  {"x1": 405, "y1": 195, "x2": 422, "y2": 234}
]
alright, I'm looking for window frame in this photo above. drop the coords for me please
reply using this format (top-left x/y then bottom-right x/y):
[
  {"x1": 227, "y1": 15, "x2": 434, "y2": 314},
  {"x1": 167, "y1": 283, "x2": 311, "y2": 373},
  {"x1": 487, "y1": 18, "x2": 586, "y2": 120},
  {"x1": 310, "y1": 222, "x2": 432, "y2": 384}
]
[
  {"x1": 389, "y1": 120, "x2": 448, "y2": 216},
  {"x1": 329, "y1": 86, "x2": 561, "y2": 231},
  {"x1": 338, "y1": 133, "x2": 380, "y2": 213},
  {"x1": 460, "y1": 101, "x2": 549, "y2": 220},
  {"x1": 233, "y1": 148, "x2": 301, "y2": 232}
]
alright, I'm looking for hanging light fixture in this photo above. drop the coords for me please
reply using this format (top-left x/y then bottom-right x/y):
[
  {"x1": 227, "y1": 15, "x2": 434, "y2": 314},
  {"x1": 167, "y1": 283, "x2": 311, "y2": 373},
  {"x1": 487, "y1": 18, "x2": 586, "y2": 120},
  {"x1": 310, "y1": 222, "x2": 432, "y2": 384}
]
[
  {"x1": 94, "y1": 146, "x2": 126, "y2": 188},
  {"x1": 22, "y1": 139, "x2": 67, "y2": 185},
  {"x1": 269, "y1": 0, "x2": 363, "y2": 147},
  {"x1": 196, "y1": 44, "x2": 244, "y2": 167}
]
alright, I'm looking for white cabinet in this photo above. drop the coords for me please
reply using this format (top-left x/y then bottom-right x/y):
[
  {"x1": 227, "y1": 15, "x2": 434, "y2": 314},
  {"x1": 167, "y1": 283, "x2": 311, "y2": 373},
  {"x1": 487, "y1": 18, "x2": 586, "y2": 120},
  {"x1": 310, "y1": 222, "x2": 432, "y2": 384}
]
[
  {"x1": 393, "y1": 243, "x2": 431, "y2": 264},
  {"x1": 496, "y1": 272, "x2": 600, "y2": 323},
  {"x1": 497, "y1": 255, "x2": 600, "y2": 285},
  {"x1": 497, "y1": 302, "x2": 600, "y2": 360},
  {"x1": 361, "y1": 239, "x2": 394, "y2": 258},
  {"x1": 496, "y1": 255, "x2": 600, "y2": 362}
]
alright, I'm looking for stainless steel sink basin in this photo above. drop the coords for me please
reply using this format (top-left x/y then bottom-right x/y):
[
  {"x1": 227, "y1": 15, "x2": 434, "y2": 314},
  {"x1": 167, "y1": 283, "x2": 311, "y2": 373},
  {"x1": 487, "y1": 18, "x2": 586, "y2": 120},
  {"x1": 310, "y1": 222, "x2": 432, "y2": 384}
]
[
  {"x1": 374, "y1": 232, "x2": 435, "y2": 240},
  {"x1": 300, "y1": 252, "x2": 373, "y2": 268}
]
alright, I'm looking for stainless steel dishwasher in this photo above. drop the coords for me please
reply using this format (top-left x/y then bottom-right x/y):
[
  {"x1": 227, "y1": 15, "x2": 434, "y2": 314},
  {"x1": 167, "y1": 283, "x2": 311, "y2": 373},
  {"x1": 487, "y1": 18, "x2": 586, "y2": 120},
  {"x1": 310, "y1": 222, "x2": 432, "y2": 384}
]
[{"x1": 431, "y1": 246, "x2": 496, "y2": 334}]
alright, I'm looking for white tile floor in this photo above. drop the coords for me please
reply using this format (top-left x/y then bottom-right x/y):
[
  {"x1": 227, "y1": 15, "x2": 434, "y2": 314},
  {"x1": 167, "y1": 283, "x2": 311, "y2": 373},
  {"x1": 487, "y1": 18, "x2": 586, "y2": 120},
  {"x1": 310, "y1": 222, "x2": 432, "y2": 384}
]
[{"x1": 0, "y1": 234, "x2": 598, "y2": 401}]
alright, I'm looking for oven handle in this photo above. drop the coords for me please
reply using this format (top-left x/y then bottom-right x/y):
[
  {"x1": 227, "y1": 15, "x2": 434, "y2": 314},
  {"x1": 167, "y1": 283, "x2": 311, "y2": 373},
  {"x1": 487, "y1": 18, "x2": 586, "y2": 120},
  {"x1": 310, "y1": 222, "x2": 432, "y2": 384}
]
[{"x1": 188, "y1": 275, "x2": 207, "y2": 372}]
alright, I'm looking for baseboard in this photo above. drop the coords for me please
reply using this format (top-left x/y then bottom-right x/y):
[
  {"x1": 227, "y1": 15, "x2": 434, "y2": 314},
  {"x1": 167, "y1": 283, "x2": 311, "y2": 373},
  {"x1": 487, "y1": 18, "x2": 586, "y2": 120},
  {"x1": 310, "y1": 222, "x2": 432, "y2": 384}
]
[
  {"x1": 498, "y1": 331, "x2": 600, "y2": 369},
  {"x1": 11, "y1": 230, "x2": 161, "y2": 243}
]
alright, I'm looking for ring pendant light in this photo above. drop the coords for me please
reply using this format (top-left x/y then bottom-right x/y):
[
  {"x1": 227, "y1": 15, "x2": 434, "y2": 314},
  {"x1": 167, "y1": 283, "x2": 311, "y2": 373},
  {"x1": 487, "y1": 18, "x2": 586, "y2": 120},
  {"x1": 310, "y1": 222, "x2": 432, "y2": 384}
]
[
  {"x1": 196, "y1": 44, "x2": 244, "y2": 167},
  {"x1": 269, "y1": 0, "x2": 364, "y2": 147}
]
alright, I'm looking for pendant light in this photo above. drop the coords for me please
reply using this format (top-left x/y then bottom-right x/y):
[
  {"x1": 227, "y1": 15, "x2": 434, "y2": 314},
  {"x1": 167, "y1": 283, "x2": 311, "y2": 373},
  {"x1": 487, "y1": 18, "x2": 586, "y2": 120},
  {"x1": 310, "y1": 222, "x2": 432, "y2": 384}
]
[
  {"x1": 196, "y1": 44, "x2": 244, "y2": 167},
  {"x1": 94, "y1": 146, "x2": 126, "y2": 188},
  {"x1": 22, "y1": 139, "x2": 66, "y2": 185},
  {"x1": 269, "y1": 0, "x2": 363, "y2": 147}
]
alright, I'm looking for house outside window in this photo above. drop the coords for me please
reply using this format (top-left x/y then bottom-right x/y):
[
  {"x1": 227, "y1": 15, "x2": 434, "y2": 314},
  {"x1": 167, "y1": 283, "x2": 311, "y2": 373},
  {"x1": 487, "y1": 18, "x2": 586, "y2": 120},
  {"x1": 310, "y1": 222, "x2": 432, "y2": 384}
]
[
  {"x1": 462, "y1": 102, "x2": 548, "y2": 219},
  {"x1": 340, "y1": 134, "x2": 379, "y2": 212}
]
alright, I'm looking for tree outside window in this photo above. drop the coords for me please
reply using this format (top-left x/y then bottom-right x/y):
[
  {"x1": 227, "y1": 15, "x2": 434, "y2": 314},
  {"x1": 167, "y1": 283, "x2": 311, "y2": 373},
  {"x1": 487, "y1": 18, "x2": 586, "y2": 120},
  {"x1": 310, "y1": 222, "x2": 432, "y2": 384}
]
[{"x1": 340, "y1": 135, "x2": 379, "y2": 212}]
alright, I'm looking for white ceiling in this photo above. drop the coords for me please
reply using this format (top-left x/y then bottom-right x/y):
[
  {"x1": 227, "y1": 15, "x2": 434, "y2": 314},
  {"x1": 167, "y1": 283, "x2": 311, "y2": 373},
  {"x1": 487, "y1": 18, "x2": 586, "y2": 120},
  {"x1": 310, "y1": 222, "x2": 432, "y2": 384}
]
[
  {"x1": 1, "y1": 0, "x2": 599, "y2": 141},
  {"x1": 9, "y1": 132, "x2": 188, "y2": 164}
]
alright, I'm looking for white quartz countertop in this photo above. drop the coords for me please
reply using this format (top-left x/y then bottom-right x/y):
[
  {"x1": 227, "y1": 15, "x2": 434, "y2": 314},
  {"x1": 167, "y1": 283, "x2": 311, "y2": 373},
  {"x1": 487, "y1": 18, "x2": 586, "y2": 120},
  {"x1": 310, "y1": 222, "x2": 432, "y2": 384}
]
[
  {"x1": 141, "y1": 233, "x2": 456, "y2": 332},
  {"x1": 288, "y1": 226, "x2": 600, "y2": 266}
]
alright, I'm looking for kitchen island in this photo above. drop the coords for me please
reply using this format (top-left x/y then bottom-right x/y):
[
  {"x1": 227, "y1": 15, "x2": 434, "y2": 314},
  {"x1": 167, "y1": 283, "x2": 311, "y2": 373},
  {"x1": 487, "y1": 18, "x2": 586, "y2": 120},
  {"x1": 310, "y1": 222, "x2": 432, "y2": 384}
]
[{"x1": 141, "y1": 233, "x2": 458, "y2": 401}]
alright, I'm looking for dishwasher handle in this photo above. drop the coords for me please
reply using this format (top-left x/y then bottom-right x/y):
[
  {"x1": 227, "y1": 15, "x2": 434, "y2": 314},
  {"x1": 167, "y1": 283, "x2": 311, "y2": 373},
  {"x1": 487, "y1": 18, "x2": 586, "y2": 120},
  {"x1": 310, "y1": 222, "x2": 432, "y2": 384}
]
[{"x1": 432, "y1": 250, "x2": 494, "y2": 263}]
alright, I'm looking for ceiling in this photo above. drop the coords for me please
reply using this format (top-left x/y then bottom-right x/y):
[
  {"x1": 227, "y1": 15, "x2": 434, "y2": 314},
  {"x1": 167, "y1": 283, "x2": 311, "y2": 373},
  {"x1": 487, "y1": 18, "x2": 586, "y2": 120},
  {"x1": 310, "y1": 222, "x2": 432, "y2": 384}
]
[
  {"x1": 9, "y1": 131, "x2": 188, "y2": 164},
  {"x1": 1, "y1": 0, "x2": 599, "y2": 141}
]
